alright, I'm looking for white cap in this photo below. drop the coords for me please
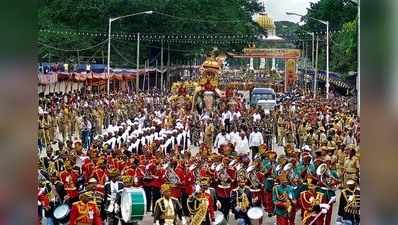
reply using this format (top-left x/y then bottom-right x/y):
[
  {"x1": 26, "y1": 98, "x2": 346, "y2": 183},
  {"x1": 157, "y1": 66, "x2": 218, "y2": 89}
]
[
  {"x1": 346, "y1": 179, "x2": 355, "y2": 185},
  {"x1": 302, "y1": 145, "x2": 311, "y2": 151}
]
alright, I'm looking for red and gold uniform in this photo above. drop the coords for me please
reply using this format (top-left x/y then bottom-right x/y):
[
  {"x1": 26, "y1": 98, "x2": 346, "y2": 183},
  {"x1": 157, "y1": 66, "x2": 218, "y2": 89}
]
[
  {"x1": 91, "y1": 166, "x2": 107, "y2": 193},
  {"x1": 298, "y1": 179, "x2": 326, "y2": 225},
  {"x1": 69, "y1": 200, "x2": 102, "y2": 225},
  {"x1": 59, "y1": 167, "x2": 79, "y2": 199},
  {"x1": 82, "y1": 159, "x2": 95, "y2": 180}
]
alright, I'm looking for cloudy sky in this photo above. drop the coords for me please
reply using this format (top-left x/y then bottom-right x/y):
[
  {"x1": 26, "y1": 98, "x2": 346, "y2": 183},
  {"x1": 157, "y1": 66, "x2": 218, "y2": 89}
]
[{"x1": 261, "y1": 0, "x2": 320, "y2": 22}]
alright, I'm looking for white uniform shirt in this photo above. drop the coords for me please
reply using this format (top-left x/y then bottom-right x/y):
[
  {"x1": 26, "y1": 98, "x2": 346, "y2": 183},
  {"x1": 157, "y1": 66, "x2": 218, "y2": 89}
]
[
  {"x1": 213, "y1": 133, "x2": 231, "y2": 150},
  {"x1": 236, "y1": 136, "x2": 250, "y2": 155},
  {"x1": 232, "y1": 111, "x2": 241, "y2": 121},
  {"x1": 229, "y1": 132, "x2": 240, "y2": 146},
  {"x1": 249, "y1": 132, "x2": 264, "y2": 147},
  {"x1": 253, "y1": 113, "x2": 261, "y2": 122}
]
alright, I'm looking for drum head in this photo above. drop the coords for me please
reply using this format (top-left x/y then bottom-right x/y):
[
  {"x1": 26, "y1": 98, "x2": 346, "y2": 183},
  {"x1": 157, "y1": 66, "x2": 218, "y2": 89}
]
[
  {"x1": 247, "y1": 207, "x2": 264, "y2": 220},
  {"x1": 212, "y1": 211, "x2": 225, "y2": 225},
  {"x1": 121, "y1": 189, "x2": 133, "y2": 223},
  {"x1": 121, "y1": 188, "x2": 147, "y2": 222},
  {"x1": 53, "y1": 204, "x2": 70, "y2": 219}
]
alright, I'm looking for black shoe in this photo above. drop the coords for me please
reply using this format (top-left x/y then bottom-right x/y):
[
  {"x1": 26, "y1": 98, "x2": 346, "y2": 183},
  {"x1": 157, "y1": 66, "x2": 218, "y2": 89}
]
[{"x1": 267, "y1": 213, "x2": 273, "y2": 217}]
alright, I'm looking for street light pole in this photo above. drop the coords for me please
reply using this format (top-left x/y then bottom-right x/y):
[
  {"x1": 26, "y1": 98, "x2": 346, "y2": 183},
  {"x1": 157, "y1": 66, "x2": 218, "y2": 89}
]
[
  {"x1": 136, "y1": 32, "x2": 140, "y2": 91},
  {"x1": 106, "y1": 11, "x2": 153, "y2": 95},
  {"x1": 314, "y1": 35, "x2": 319, "y2": 99},
  {"x1": 287, "y1": 12, "x2": 329, "y2": 99},
  {"x1": 107, "y1": 18, "x2": 111, "y2": 95},
  {"x1": 326, "y1": 21, "x2": 330, "y2": 99},
  {"x1": 310, "y1": 32, "x2": 315, "y2": 68}
]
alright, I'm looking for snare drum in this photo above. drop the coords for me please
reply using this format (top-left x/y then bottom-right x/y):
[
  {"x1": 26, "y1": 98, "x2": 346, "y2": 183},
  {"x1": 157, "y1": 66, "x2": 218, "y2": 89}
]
[
  {"x1": 247, "y1": 207, "x2": 264, "y2": 225},
  {"x1": 212, "y1": 211, "x2": 228, "y2": 225},
  {"x1": 53, "y1": 204, "x2": 70, "y2": 224},
  {"x1": 120, "y1": 187, "x2": 147, "y2": 223}
]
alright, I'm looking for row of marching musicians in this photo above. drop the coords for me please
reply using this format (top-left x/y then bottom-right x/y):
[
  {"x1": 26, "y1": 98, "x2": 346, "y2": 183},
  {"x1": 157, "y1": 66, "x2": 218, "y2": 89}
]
[{"x1": 38, "y1": 146, "x2": 359, "y2": 225}]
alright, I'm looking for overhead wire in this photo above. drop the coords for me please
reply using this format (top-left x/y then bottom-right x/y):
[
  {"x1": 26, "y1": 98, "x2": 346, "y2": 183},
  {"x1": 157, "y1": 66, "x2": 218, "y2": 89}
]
[{"x1": 37, "y1": 39, "x2": 108, "y2": 52}]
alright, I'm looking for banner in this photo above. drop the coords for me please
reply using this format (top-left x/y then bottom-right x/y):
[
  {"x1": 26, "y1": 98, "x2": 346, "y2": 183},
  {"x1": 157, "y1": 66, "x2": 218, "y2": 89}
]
[
  {"x1": 241, "y1": 48, "x2": 301, "y2": 59},
  {"x1": 285, "y1": 59, "x2": 297, "y2": 90}
]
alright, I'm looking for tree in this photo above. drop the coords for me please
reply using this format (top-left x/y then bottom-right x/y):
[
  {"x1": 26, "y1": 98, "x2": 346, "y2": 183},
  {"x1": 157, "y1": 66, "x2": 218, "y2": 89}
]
[
  {"x1": 331, "y1": 19, "x2": 358, "y2": 73},
  {"x1": 299, "y1": 0, "x2": 358, "y2": 72},
  {"x1": 38, "y1": 0, "x2": 262, "y2": 66}
]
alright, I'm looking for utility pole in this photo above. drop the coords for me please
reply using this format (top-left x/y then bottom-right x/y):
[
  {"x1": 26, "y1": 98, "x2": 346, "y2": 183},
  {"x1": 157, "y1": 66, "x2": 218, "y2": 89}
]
[
  {"x1": 160, "y1": 39, "x2": 164, "y2": 92},
  {"x1": 142, "y1": 60, "x2": 146, "y2": 91},
  {"x1": 167, "y1": 43, "x2": 170, "y2": 90},
  {"x1": 147, "y1": 60, "x2": 150, "y2": 91},
  {"x1": 136, "y1": 32, "x2": 140, "y2": 91},
  {"x1": 311, "y1": 33, "x2": 315, "y2": 68},
  {"x1": 314, "y1": 35, "x2": 319, "y2": 99},
  {"x1": 326, "y1": 21, "x2": 330, "y2": 99},
  {"x1": 155, "y1": 59, "x2": 158, "y2": 89}
]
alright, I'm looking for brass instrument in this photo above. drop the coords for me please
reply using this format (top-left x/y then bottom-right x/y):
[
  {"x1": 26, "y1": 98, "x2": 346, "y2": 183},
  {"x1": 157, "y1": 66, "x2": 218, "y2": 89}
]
[
  {"x1": 165, "y1": 165, "x2": 181, "y2": 185},
  {"x1": 247, "y1": 166, "x2": 261, "y2": 190},
  {"x1": 216, "y1": 163, "x2": 231, "y2": 187}
]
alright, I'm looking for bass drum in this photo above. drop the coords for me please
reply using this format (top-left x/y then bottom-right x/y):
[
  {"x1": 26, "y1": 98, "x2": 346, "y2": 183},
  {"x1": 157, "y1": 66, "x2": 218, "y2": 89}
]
[
  {"x1": 120, "y1": 187, "x2": 147, "y2": 223},
  {"x1": 212, "y1": 211, "x2": 228, "y2": 225},
  {"x1": 247, "y1": 207, "x2": 264, "y2": 225},
  {"x1": 53, "y1": 204, "x2": 70, "y2": 224}
]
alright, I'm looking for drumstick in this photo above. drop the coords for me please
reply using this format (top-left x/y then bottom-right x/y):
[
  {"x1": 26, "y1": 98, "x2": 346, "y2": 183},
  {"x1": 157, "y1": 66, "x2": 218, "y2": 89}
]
[{"x1": 308, "y1": 198, "x2": 335, "y2": 225}]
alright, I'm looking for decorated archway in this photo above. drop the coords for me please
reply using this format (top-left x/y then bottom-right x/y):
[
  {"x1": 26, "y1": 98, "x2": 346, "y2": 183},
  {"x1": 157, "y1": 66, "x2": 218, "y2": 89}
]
[{"x1": 228, "y1": 48, "x2": 301, "y2": 92}]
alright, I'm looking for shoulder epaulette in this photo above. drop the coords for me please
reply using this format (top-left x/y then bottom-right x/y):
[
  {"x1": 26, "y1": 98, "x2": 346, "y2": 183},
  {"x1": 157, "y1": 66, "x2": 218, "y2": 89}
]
[{"x1": 72, "y1": 201, "x2": 81, "y2": 206}]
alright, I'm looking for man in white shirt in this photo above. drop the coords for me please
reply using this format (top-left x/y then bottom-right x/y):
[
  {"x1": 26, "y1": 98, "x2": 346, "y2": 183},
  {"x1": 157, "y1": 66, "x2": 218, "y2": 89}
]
[
  {"x1": 232, "y1": 109, "x2": 241, "y2": 124},
  {"x1": 229, "y1": 127, "x2": 240, "y2": 146},
  {"x1": 253, "y1": 110, "x2": 261, "y2": 123},
  {"x1": 221, "y1": 109, "x2": 232, "y2": 133},
  {"x1": 213, "y1": 129, "x2": 231, "y2": 153},
  {"x1": 249, "y1": 127, "x2": 264, "y2": 160},
  {"x1": 235, "y1": 131, "x2": 250, "y2": 158}
]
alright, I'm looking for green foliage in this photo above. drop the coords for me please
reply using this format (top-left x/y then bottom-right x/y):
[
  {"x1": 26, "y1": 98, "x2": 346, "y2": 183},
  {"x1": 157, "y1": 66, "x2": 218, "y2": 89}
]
[
  {"x1": 299, "y1": 0, "x2": 358, "y2": 73},
  {"x1": 38, "y1": 0, "x2": 262, "y2": 66},
  {"x1": 331, "y1": 20, "x2": 358, "y2": 73}
]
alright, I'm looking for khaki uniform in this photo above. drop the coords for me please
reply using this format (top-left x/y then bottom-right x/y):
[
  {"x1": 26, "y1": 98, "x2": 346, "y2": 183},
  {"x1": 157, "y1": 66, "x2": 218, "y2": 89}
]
[
  {"x1": 38, "y1": 118, "x2": 46, "y2": 146},
  {"x1": 48, "y1": 115, "x2": 57, "y2": 141},
  {"x1": 204, "y1": 122, "x2": 214, "y2": 148},
  {"x1": 70, "y1": 111, "x2": 76, "y2": 139},
  {"x1": 43, "y1": 117, "x2": 50, "y2": 145},
  {"x1": 298, "y1": 124, "x2": 307, "y2": 148},
  {"x1": 277, "y1": 116, "x2": 284, "y2": 144},
  {"x1": 343, "y1": 156, "x2": 359, "y2": 185},
  {"x1": 98, "y1": 108, "x2": 104, "y2": 132}
]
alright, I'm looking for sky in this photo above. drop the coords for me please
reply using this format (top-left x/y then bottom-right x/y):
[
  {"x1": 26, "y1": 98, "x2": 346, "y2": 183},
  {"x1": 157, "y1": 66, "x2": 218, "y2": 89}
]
[{"x1": 261, "y1": 0, "x2": 320, "y2": 23}]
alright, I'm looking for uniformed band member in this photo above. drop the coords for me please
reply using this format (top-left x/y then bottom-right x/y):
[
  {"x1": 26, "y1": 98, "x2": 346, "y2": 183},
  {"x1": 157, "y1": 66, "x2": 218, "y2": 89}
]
[
  {"x1": 86, "y1": 177, "x2": 105, "y2": 219},
  {"x1": 38, "y1": 88, "x2": 360, "y2": 225},
  {"x1": 298, "y1": 177, "x2": 334, "y2": 225},
  {"x1": 338, "y1": 179, "x2": 360, "y2": 225},
  {"x1": 69, "y1": 191, "x2": 103, "y2": 225},
  {"x1": 230, "y1": 175, "x2": 252, "y2": 225},
  {"x1": 187, "y1": 177, "x2": 216, "y2": 225},
  {"x1": 272, "y1": 172, "x2": 296, "y2": 225},
  {"x1": 104, "y1": 169, "x2": 124, "y2": 225},
  {"x1": 153, "y1": 183, "x2": 184, "y2": 225}
]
